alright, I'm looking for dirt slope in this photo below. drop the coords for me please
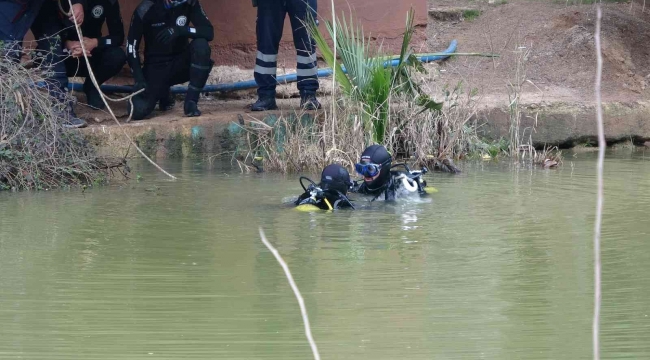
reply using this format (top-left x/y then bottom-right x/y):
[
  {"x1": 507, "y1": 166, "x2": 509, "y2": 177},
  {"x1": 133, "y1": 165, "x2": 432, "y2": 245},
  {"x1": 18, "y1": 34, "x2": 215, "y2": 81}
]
[{"x1": 426, "y1": 0, "x2": 650, "y2": 104}]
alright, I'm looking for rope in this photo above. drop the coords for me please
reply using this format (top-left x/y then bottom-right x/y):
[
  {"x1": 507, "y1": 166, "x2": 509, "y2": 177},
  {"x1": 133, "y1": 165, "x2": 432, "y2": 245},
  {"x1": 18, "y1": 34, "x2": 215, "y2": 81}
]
[
  {"x1": 258, "y1": 229, "x2": 321, "y2": 360},
  {"x1": 61, "y1": 0, "x2": 177, "y2": 180},
  {"x1": 593, "y1": 6, "x2": 604, "y2": 360}
]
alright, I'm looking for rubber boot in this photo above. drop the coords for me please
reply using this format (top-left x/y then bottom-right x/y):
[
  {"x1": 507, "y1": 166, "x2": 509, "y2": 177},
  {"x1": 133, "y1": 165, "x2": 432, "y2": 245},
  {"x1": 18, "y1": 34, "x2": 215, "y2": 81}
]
[
  {"x1": 300, "y1": 92, "x2": 321, "y2": 110},
  {"x1": 251, "y1": 97, "x2": 278, "y2": 111},
  {"x1": 184, "y1": 100, "x2": 201, "y2": 117},
  {"x1": 158, "y1": 88, "x2": 175, "y2": 111},
  {"x1": 83, "y1": 80, "x2": 105, "y2": 110}
]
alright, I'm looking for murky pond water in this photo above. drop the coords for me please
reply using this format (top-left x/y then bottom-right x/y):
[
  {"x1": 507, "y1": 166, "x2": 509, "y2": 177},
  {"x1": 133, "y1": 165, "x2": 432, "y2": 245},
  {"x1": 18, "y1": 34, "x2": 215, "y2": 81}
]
[{"x1": 1, "y1": 151, "x2": 650, "y2": 359}]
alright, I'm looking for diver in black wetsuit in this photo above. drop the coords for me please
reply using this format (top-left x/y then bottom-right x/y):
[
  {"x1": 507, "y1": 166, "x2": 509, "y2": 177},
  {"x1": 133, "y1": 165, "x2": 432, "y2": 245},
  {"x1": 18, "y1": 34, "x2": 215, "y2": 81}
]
[
  {"x1": 352, "y1": 145, "x2": 429, "y2": 201},
  {"x1": 295, "y1": 164, "x2": 355, "y2": 210},
  {"x1": 126, "y1": 0, "x2": 214, "y2": 120},
  {"x1": 62, "y1": 0, "x2": 127, "y2": 110}
]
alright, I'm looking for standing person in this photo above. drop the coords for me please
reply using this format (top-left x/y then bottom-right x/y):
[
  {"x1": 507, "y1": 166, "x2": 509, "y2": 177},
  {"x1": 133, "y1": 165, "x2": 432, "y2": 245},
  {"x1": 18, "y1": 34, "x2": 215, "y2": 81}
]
[
  {"x1": 63, "y1": 0, "x2": 127, "y2": 110},
  {"x1": 251, "y1": 0, "x2": 320, "y2": 111},
  {"x1": 0, "y1": 0, "x2": 87, "y2": 128},
  {"x1": 126, "y1": 0, "x2": 214, "y2": 121}
]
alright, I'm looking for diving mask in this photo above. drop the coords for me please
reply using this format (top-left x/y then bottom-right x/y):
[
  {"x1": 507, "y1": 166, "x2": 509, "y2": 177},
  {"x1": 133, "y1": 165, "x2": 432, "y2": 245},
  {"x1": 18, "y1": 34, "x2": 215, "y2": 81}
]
[
  {"x1": 355, "y1": 163, "x2": 381, "y2": 177},
  {"x1": 355, "y1": 159, "x2": 389, "y2": 178}
]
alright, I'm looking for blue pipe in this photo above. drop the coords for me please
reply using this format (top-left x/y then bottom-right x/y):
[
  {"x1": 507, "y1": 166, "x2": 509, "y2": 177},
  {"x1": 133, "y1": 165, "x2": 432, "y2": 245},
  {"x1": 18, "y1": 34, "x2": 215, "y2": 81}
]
[{"x1": 69, "y1": 40, "x2": 458, "y2": 94}]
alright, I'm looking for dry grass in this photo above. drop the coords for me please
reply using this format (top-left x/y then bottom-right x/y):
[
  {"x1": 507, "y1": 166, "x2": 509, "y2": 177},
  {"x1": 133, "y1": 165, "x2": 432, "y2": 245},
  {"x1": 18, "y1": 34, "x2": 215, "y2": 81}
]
[
  {"x1": 234, "y1": 86, "x2": 476, "y2": 174},
  {"x1": 0, "y1": 44, "x2": 123, "y2": 191},
  {"x1": 236, "y1": 99, "x2": 367, "y2": 173}
]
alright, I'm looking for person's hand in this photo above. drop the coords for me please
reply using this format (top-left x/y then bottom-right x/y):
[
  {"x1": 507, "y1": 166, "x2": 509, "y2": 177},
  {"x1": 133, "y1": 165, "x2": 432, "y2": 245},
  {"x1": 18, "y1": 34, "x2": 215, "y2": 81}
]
[
  {"x1": 65, "y1": 40, "x2": 87, "y2": 58},
  {"x1": 70, "y1": 4, "x2": 84, "y2": 25},
  {"x1": 82, "y1": 37, "x2": 99, "y2": 53},
  {"x1": 155, "y1": 27, "x2": 180, "y2": 44},
  {"x1": 65, "y1": 40, "x2": 80, "y2": 52}
]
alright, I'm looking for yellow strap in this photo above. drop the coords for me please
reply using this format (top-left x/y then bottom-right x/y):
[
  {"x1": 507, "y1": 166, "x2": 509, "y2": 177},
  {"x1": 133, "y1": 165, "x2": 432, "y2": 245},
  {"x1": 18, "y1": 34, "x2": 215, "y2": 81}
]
[{"x1": 323, "y1": 198, "x2": 333, "y2": 210}]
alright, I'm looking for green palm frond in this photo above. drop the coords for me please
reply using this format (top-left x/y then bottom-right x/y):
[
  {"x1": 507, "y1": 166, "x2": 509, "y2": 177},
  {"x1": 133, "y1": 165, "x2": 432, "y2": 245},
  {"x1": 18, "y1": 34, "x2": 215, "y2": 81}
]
[{"x1": 306, "y1": 7, "x2": 443, "y2": 143}]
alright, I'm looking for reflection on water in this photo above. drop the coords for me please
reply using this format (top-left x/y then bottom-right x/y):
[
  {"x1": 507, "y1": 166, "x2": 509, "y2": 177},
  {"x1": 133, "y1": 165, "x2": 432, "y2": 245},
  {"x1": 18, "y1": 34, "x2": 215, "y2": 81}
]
[{"x1": 1, "y1": 151, "x2": 649, "y2": 359}]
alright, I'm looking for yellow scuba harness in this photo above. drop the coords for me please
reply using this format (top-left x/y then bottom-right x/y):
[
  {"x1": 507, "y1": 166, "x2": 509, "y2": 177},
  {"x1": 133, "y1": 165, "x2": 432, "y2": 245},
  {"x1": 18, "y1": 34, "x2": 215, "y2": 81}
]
[{"x1": 295, "y1": 177, "x2": 355, "y2": 211}]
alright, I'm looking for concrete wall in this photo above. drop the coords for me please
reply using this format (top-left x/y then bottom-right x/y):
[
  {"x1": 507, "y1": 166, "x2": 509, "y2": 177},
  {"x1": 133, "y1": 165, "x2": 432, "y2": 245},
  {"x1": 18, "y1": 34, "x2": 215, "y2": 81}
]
[{"x1": 118, "y1": 0, "x2": 428, "y2": 66}]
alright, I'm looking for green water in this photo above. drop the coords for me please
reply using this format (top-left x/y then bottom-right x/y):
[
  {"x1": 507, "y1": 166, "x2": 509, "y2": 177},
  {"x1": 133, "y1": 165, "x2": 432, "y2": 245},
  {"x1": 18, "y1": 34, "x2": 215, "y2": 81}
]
[{"x1": 1, "y1": 152, "x2": 650, "y2": 359}]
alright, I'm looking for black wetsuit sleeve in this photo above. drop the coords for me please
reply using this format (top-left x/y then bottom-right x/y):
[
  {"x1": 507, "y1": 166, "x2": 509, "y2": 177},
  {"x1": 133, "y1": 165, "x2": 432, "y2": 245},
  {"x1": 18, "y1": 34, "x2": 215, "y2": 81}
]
[
  {"x1": 126, "y1": 8, "x2": 146, "y2": 84},
  {"x1": 179, "y1": 1, "x2": 213, "y2": 41},
  {"x1": 97, "y1": 0, "x2": 124, "y2": 48},
  {"x1": 385, "y1": 180, "x2": 396, "y2": 201}
]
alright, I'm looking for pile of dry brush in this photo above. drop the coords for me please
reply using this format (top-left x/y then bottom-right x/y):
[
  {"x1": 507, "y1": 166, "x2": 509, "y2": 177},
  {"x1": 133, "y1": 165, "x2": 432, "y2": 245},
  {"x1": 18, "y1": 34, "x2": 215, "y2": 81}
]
[{"x1": 0, "y1": 48, "x2": 124, "y2": 191}]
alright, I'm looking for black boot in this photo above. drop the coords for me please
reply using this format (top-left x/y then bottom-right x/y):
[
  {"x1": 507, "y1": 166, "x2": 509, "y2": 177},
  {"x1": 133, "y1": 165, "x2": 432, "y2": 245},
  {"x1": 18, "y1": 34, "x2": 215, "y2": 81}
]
[
  {"x1": 184, "y1": 49, "x2": 213, "y2": 117},
  {"x1": 83, "y1": 80, "x2": 105, "y2": 110},
  {"x1": 251, "y1": 97, "x2": 278, "y2": 111},
  {"x1": 300, "y1": 93, "x2": 321, "y2": 110},
  {"x1": 158, "y1": 89, "x2": 175, "y2": 111},
  {"x1": 184, "y1": 100, "x2": 201, "y2": 117},
  {"x1": 184, "y1": 83, "x2": 204, "y2": 117},
  {"x1": 62, "y1": 102, "x2": 88, "y2": 129}
]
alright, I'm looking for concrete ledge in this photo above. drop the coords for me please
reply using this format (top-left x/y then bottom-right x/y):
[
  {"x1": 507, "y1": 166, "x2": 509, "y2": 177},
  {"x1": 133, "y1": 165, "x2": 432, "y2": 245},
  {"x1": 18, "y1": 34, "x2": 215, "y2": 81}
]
[
  {"x1": 81, "y1": 100, "x2": 650, "y2": 159},
  {"x1": 477, "y1": 101, "x2": 650, "y2": 147},
  {"x1": 82, "y1": 114, "x2": 238, "y2": 160}
]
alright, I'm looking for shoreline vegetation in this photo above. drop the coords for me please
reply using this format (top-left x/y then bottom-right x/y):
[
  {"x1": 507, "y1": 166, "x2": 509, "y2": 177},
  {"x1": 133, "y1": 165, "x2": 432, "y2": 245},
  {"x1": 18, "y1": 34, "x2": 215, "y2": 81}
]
[{"x1": 0, "y1": 45, "x2": 126, "y2": 191}]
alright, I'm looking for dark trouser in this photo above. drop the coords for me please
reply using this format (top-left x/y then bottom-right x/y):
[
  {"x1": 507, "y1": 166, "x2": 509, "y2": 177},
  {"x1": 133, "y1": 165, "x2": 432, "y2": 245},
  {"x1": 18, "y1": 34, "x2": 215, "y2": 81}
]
[
  {"x1": 65, "y1": 47, "x2": 127, "y2": 90},
  {"x1": 131, "y1": 39, "x2": 213, "y2": 120},
  {"x1": 0, "y1": 0, "x2": 69, "y2": 99},
  {"x1": 254, "y1": 0, "x2": 319, "y2": 99}
]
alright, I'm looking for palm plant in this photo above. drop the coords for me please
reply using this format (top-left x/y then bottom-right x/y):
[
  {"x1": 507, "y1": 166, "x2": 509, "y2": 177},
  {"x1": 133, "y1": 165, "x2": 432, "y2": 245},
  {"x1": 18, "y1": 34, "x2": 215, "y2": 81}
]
[{"x1": 306, "y1": 8, "x2": 442, "y2": 143}]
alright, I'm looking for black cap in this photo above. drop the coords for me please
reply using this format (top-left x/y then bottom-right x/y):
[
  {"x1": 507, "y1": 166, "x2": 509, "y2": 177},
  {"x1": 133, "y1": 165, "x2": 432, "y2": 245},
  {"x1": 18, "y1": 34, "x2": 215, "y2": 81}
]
[
  {"x1": 360, "y1": 144, "x2": 391, "y2": 165},
  {"x1": 320, "y1": 164, "x2": 351, "y2": 195}
]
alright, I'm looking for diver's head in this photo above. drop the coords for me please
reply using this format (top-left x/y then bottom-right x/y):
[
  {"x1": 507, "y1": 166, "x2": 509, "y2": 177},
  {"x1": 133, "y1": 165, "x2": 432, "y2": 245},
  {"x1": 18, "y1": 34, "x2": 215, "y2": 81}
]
[
  {"x1": 355, "y1": 145, "x2": 392, "y2": 191},
  {"x1": 320, "y1": 164, "x2": 352, "y2": 195},
  {"x1": 162, "y1": 0, "x2": 188, "y2": 9}
]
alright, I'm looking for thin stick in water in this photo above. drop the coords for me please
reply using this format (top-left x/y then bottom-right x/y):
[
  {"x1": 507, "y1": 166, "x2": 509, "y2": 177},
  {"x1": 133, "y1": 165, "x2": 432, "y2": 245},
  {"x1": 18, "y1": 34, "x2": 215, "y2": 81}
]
[
  {"x1": 593, "y1": 5, "x2": 604, "y2": 360},
  {"x1": 258, "y1": 228, "x2": 321, "y2": 360}
]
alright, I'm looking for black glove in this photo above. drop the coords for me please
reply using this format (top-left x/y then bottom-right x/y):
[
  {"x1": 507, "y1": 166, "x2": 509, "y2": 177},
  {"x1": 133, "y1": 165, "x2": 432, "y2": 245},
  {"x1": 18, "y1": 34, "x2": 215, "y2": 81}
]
[{"x1": 156, "y1": 27, "x2": 180, "y2": 44}]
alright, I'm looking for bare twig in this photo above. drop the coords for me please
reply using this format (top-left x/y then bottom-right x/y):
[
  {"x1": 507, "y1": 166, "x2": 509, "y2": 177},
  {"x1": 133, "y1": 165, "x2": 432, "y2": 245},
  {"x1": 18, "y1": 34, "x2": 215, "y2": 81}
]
[
  {"x1": 593, "y1": 6, "x2": 604, "y2": 360},
  {"x1": 258, "y1": 228, "x2": 321, "y2": 360}
]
